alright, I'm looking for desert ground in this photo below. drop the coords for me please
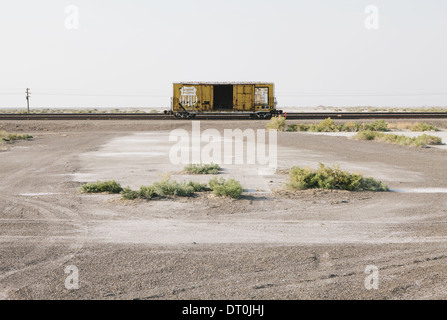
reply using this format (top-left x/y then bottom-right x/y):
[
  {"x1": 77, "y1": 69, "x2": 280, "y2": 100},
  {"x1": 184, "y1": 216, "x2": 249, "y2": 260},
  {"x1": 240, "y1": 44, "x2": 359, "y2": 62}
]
[{"x1": 1, "y1": 119, "x2": 447, "y2": 300}]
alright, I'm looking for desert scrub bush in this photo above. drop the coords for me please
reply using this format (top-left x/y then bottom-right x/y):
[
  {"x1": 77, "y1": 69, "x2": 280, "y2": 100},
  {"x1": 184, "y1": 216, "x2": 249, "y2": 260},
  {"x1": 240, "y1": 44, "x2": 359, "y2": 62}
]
[
  {"x1": 362, "y1": 120, "x2": 389, "y2": 132},
  {"x1": 286, "y1": 124, "x2": 310, "y2": 132},
  {"x1": 152, "y1": 179, "x2": 195, "y2": 197},
  {"x1": 187, "y1": 181, "x2": 209, "y2": 192},
  {"x1": 287, "y1": 163, "x2": 388, "y2": 192},
  {"x1": 410, "y1": 123, "x2": 439, "y2": 132},
  {"x1": 286, "y1": 119, "x2": 389, "y2": 133},
  {"x1": 353, "y1": 131, "x2": 443, "y2": 148},
  {"x1": 314, "y1": 117, "x2": 337, "y2": 132},
  {"x1": 138, "y1": 185, "x2": 158, "y2": 199},
  {"x1": 84, "y1": 176, "x2": 242, "y2": 200},
  {"x1": 80, "y1": 180, "x2": 123, "y2": 194},
  {"x1": 184, "y1": 163, "x2": 220, "y2": 174},
  {"x1": 266, "y1": 116, "x2": 286, "y2": 131},
  {"x1": 353, "y1": 130, "x2": 380, "y2": 141},
  {"x1": 389, "y1": 122, "x2": 416, "y2": 130},
  {"x1": 0, "y1": 131, "x2": 33, "y2": 142},
  {"x1": 209, "y1": 177, "x2": 243, "y2": 198},
  {"x1": 340, "y1": 121, "x2": 362, "y2": 132},
  {"x1": 121, "y1": 181, "x2": 208, "y2": 200},
  {"x1": 286, "y1": 122, "x2": 326, "y2": 132},
  {"x1": 121, "y1": 187, "x2": 139, "y2": 200},
  {"x1": 415, "y1": 134, "x2": 443, "y2": 146}
]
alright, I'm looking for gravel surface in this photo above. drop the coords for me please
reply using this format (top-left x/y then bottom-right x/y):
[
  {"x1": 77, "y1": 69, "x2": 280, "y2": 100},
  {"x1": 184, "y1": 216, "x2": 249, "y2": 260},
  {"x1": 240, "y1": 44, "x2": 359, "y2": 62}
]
[{"x1": 1, "y1": 120, "x2": 447, "y2": 300}]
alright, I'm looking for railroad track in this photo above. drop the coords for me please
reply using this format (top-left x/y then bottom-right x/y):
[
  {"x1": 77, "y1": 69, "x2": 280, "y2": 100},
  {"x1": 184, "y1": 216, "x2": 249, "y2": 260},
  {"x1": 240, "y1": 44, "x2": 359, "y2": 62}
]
[{"x1": 1, "y1": 112, "x2": 447, "y2": 121}]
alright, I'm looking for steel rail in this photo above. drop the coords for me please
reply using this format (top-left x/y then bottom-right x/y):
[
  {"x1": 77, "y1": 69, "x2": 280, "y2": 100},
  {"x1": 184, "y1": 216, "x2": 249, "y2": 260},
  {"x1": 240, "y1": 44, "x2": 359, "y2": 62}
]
[{"x1": 1, "y1": 112, "x2": 447, "y2": 120}]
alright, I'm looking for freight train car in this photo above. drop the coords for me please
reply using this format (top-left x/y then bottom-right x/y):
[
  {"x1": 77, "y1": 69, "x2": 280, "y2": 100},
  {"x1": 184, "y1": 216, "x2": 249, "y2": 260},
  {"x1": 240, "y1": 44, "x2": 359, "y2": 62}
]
[{"x1": 167, "y1": 82, "x2": 282, "y2": 119}]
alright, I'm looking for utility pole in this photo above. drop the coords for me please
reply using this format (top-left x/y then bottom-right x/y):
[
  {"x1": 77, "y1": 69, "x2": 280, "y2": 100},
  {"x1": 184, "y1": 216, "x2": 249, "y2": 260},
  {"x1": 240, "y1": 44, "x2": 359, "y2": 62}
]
[{"x1": 25, "y1": 88, "x2": 30, "y2": 113}]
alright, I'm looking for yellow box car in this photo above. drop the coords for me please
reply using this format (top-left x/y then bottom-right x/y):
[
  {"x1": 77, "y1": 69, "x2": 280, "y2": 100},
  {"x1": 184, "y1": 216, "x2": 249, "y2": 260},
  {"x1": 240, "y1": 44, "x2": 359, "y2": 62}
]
[{"x1": 169, "y1": 82, "x2": 282, "y2": 118}]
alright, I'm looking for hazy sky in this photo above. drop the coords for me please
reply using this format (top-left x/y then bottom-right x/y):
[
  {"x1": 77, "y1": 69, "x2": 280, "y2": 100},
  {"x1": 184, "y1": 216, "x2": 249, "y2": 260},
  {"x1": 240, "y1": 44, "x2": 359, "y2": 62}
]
[{"x1": 1, "y1": 0, "x2": 447, "y2": 109}]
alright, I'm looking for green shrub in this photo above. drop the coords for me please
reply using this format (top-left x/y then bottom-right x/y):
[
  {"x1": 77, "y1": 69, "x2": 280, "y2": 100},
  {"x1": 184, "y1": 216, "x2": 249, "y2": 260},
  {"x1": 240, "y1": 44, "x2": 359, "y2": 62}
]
[
  {"x1": 8, "y1": 134, "x2": 18, "y2": 141},
  {"x1": 184, "y1": 163, "x2": 220, "y2": 174},
  {"x1": 353, "y1": 131, "x2": 443, "y2": 148},
  {"x1": 410, "y1": 123, "x2": 438, "y2": 132},
  {"x1": 266, "y1": 116, "x2": 286, "y2": 131},
  {"x1": 287, "y1": 163, "x2": 388, "y2": 192},
  {"x1": 286, "y1": 124, "x2": 309, "y2": 132},
  {"x1": 138, "y1": 185, "x2": 158, "y2": 199},
  {"x1": 415, "y1": 134, "x2": 443, "y2": 146},
  {"x1": 341, "y1": 122, "x2": 362, "y2": 132},
  {"x1": 286, "y1": 119, "x2": 389, "y2": 133},
  {"x1": 121, "y1": 187, "x2": 139, "y2": 200},
  {"x1": 209, "y1": 177, "x2": 243, "y2": 198},
  {"x1": 0, "y1": 131, "x2": 6, "y2": 143},
  {"x1": 354, "y1": 130, "x2": 379, "y2": 141},
  {"x1": 80, "y1": 180, "x2": 123, "y2": 194},
  {"x1": 152, "y1": 179, "x2": 195, "y2": 197},
  {"x1": 0, "y1": 131, "x2": 33, "y2": 142},
  {"x1": 121, "y1": 181, "x2": 208, "y2": 200},
  {"x1": 315, "y1": 117, "x2": 336, "y2": 132},
  {"x1": 81, "y1": 177, "x2": 244, "y2": 200},
  {"x1": 363, "y1": 120, "x2": 389, "y2": 132},
  {"x1": 187, "y1": 181, "x2": 209, "y2": 192}
]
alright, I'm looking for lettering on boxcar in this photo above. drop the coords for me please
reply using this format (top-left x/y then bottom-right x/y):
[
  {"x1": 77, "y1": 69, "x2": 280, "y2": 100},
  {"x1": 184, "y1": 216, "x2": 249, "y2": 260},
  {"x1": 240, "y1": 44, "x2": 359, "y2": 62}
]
[{"x1": 180, "y1": 86, "x2": 198, "y2": 107}]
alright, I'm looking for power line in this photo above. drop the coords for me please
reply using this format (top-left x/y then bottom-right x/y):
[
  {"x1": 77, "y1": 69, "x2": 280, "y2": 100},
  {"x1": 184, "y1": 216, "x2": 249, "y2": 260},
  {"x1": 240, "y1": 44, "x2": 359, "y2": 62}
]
[
  {"x1": 2, "y1": 93, "x2": 446, "y2": 97},
  {"x1": 32, "y1": 93, "x2": 169, "y2": 97},
  {"x1": 276, "y1": 92, "x2": 447, "y2": 97}
]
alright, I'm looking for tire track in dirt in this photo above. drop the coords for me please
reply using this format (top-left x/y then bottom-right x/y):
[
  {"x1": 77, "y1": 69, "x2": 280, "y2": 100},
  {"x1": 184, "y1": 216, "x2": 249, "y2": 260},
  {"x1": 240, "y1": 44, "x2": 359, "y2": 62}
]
[{"x1": 0, "y1": 197, "x2": 87, "y2": 298}]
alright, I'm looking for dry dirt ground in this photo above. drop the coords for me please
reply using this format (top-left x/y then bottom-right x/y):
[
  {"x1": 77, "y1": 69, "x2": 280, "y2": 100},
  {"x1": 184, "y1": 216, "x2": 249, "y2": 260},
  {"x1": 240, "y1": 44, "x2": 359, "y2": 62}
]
[{"x1": 1, "y1": 120, "x2": 447, "y2": 300}]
